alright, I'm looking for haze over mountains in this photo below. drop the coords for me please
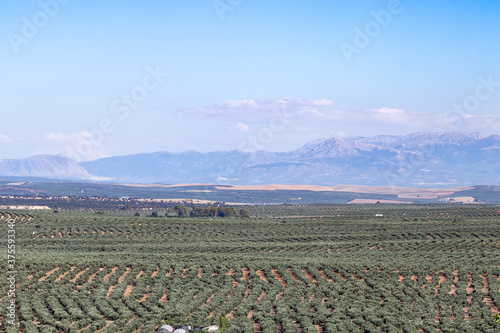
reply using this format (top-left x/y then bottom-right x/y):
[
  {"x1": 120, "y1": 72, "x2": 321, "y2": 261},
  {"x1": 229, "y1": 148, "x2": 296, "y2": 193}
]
[
  {"x1": 0, "y1": 154, "x2": 101, "y2": 180},
  {"x1": 1, "y1": 132, "x2": 499, "y2": 187}
]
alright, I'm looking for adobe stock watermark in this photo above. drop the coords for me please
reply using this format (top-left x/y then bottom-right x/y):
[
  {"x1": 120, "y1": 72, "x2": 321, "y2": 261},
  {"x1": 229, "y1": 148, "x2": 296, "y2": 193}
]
[
  {"x1": 213, "y1": 0, "x2": 242, "y2": 21},
  {"x1": 5, "y1": 218, "x2": 17, "y2": 327},
  {"x1": 383, "y1": 132, "x2": 441, "y2": 188},
  {"x1": 66, "y1": 66, "x2": 168, "y2": 162},
  {"x1": 384, "y1": 74, "x2": 499, "y2": 187},
  {"x1": 7, "y1": 0, "x2": 71, "y2": 54},
  {"x1": 340, "y1": 0, "x2": 404, "y2": 63},
  {"x1": 442, "y1": 75, "x2": 499, "y2": 131},
  {"x1": 208, "y1": 105, "x2": 290, "y2": 187},
  {"x1": 237, "y1": 107, "x2": 291, "y2": 153}
]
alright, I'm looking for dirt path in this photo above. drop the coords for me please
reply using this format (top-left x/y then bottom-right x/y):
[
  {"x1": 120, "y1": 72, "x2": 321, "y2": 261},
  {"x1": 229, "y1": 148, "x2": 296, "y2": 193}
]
[
  {"x1": 95, "y1": 320, "x2": 114, "y2": 333},
  {"x1": 317, "y1": 270, "x2": 333, "y2": 282},
  {"x1": 463, "y1": 305, "x2": 471, "y2": 322},
  {"x1": 256, "y1": 269, "x2": 268, "y2": 283},
  {"x1": 287, "y1": 268, "x2": 301, "y2": 282},
  {"x1": 463, "y1": 275, "x2": 473, "y2": 322},
  {"x1": 257, "y1": 290, "x2": 266, "y2": 303},
  {"x1": 138, "y1": 289, "x2": 150, "y2": 302},
  {"x1": 201, "y1": 289, "x2": 220, "y2": 308},
  {"x1": 39, "y1": 267, "x2": 60, "y2": 282},
  {"x1": 106, "y1": 285, "x2": 116, "y2": 298},
  {"x1": 434, "y1": 275, "x2": 447, "y2": 295},
  {"x1": 135, "y1": 270, "x2": 144, "y2": 280},
  {"x1": 159, "y1": 287, "x2": 168, "y2": 301},
  {"x1": 70, "y1": 267, "x2": 89, "y2": 282},
  {"x1": 434, "y1": 305, "x2": 440, "y2": 323},
  {"x1": 241, "y1": 267, "x2": 250, "y2": 280},
  {"x1": 118, "y1": 267, "x2": 133, "y2": 283},
  {"x1": 301, "y1": 269, "x2": 317, "y2": 285},
  {"x1": 352, "y1": 274, "x2": 364, "y2": 282},
  {"x1": 480, "y1": 274, "x2": 499, "y2": 315},
  {"x1": 314, "y1": 324, "x2": 323, "y2": 333},
  {"x1": 124, "y1": 285, "x2": 135, "y2": 297},
  {"x1": 272, "y1": 269, "x2": 286, "y2": 288},
  {"x1": 103, "y1": 266, "x2": 119, "y2": 282},
  {"x1": 55, "y1": 266, "x2": 76, "y2": 282},
  {"x1": 466, "y1": 273, "x2": 473, "y2": 293},
  {"x1": 480, "y1": 274, "x2": 489, "y2": 293},
  {"x1": 151, "y1": 266, "x2": 160, "y2": 277},
  {"x1": 332, "y1": 270, "x2": 347, "y2": 281},
  {"x1": 227, "y1": 286, "x2": 253, "y2": 319},
  {"x1": 88, "y1": 267, "x2": 105, "y2": 282}
]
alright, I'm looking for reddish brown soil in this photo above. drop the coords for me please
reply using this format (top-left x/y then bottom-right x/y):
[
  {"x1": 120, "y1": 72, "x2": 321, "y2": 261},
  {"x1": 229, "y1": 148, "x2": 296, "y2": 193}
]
[{"x1": 39, "y1": 267, "x2": 60, "y2": 282}]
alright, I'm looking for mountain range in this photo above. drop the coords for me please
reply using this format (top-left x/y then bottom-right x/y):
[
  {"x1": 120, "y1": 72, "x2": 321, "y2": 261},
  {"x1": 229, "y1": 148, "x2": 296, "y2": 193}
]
[
  {"x1": 0, "y1": 154, "x2": 102, "y2": 180},
  {"x1": 1, "y1": 132, "x2": 499, "y2": 187}
]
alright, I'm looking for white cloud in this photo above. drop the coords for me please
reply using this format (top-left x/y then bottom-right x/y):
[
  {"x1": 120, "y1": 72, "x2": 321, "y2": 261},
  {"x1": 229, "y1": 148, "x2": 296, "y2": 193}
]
[
  {"x1": 234, "y1": 123, "x2": 250, "y2": 132},
  {"x1": 179, "y1": 97, "x2": 500, "y2": 139},
  {"x1": 41, "y1": 131, "x2": 109, "y2": 162},
  {"x1": 370, "y1": 108, "x2": 408, "y2": 123},
  {"x1": 178, "y1": 97, "x2": 336, "y2": 121},
  {"x1": 220, "y1": 100, "x2": 258, "y2": 108},
  {"x1": 0, "y1": 134, "x2": 21, "y2": 143},
  {"x1": 450, "y1": 114, "x2": 500, "y2": 133},
  {"x1": 309, "y1": 99, "x2": 335, "y2": 106},
  {"x1": 43, "y1": 131, "x2": 92, "y2": 142},
  {"x1": 371, "y1": 107, "x2": 405, "y2": 117}
]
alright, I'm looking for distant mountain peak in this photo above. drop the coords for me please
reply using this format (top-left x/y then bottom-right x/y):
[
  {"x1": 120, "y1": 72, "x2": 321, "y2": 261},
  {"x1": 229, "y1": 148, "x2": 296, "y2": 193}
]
[
  {"x1": 1, "y1": 132, "x2": 497, "y2": 187},
  {"x1": 0, "y1": 155, "x2": 108, "y2": 181}
]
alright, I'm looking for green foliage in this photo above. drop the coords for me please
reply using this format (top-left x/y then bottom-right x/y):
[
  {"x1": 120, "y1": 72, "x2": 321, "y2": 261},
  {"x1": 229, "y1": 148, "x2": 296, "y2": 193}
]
[
  {"x1": 239, "y1": 208, "x2": 249, "y2": 218},
  {"x1": 1, "y1": 205, "x2": 499, "y2": 332},
  {"x1": 218, "y1": 206, "x2": 237, "y2": 217},
  {"x1": 174, "y1": 204, "x2": 188, "y2": 217},
  {"x1": 219, "y1": 315, "x2": 229, "y2": 331},
  {"x1": 190, "y1": 206, "x2": 218, "y2": 217}
]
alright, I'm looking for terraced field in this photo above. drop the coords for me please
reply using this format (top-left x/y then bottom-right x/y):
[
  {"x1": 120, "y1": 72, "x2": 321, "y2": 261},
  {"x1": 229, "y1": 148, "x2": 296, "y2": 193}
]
[{"x1": 0, "y1": 205, "x2": 499, "y2": 332}]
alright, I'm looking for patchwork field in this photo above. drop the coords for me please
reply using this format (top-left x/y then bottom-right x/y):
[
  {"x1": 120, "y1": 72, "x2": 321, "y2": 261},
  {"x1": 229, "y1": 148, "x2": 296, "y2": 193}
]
[
  {"x1": 0, "y1": 204, "x2": 499, "y2": 332},
  {"x1": 215, "y1": 185, "x2": 473, "y2": 199}
]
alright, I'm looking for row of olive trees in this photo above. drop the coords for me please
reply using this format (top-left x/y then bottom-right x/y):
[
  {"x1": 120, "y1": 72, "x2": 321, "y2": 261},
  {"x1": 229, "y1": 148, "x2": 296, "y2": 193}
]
[{"x1": 146, "y1": 205, "x2": 249, "y2": 218}]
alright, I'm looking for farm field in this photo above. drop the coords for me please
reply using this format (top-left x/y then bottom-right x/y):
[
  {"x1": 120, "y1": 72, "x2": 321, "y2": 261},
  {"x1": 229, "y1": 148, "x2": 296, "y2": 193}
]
[
  {"x1": 2, "y1": 182, "x2": 500, "y2": 206},
  {"x1": 0, "y1": 204, "x2": 499, "y2": 332}
]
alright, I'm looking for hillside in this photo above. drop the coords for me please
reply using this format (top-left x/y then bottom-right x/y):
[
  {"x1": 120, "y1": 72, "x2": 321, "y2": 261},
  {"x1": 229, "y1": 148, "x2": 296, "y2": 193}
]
[
  {"x1": 0, "y1": 132, "x2": 498, "y2": 187},
  {"x1": 0, "y1": 155, "x2": 105, "y2": 180},
  {"x1": 81, "y1": 132, "x2": 500, "y2": 187}
]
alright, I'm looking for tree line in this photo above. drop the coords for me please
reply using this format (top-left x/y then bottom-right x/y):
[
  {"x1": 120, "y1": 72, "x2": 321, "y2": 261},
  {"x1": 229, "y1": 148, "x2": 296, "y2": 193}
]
[{"x1": 146, "y1": 205, "x2": 250, "y2": 218}]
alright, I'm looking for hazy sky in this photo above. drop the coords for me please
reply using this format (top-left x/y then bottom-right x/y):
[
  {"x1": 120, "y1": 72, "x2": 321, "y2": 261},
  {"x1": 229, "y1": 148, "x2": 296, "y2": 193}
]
[{"x1": 1, "y1": 0, "x2": 499, "y2": 161}]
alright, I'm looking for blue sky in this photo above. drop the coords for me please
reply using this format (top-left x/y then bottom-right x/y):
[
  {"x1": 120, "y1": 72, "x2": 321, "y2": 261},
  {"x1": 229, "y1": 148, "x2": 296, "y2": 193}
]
[{"x1": 1, "y1": 0, "x2": 499, "y2": 161}]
